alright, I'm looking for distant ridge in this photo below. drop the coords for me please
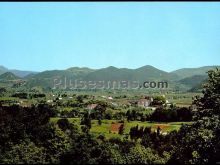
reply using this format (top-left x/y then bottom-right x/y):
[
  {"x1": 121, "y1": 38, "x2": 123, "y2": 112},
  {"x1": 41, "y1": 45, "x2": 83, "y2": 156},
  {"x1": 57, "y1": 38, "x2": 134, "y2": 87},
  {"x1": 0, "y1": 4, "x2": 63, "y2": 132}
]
[
  {"x1": 0, "y1": 64, "x2": 219, "y2": 91},
  {"x1": 0, "y1": 65, "x2": 38, "y2": 78},
  {"x1": 170, "y1": 66, "x2": 220, "y2": 80},
  {"x1": 0, "y1": 65, "x2": 8, "y2": 75}
]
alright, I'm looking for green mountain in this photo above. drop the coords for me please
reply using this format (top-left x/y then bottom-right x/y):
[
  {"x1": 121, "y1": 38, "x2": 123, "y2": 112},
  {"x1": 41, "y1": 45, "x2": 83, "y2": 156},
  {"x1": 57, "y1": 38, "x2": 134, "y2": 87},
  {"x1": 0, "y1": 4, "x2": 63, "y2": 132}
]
[
  {"x1": 84, "y1": 66, "x2": 134, "y2": 81},
  {"x1": 67, "y1": 67, "x2": 95, "y2": 75},
  {"x1": 25, "y1": 65, "x2": 179, "y2": 89},
  {"x1": 0, "y1": 72, "x2": 21, "y2": 81},
  {"x1": 188, "y1": 78, "x2": 208, "y2": 92},
  {"x1": 171, "y1": 66, "x2": 220, "y2": 80},
  {"x1": 178, "y1": 75, "x2": 208, "y2": 87},
  {"x1": 0, "y1": 65, "x2": 38, "y2": 77},
  {"x1": 10, "y1": 69, "x2": 38, "y2": 78},
  {"x1": 177, "y1": 75, "x2": 208, "y2": 91},
  {"x1": 134, "y1": 65, "x2": 179, "y2": 82},
  {"x1": 1, "y1": 65, "x2": 217, "y2": 91},
  {"x1": 0, "y1": 66, "x2": 8, "y2": 75},
  {"x1": 25, "y1": 68, "x2": 95, "y2": 88},
  {"x1": 84, "y1": 65, "x2": 178, "y2": 82}
]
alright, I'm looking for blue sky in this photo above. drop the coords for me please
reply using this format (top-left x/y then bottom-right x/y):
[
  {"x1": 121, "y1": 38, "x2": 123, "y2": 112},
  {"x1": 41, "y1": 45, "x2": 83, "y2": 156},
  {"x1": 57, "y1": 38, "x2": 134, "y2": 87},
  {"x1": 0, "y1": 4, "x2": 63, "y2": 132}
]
[{"x1": 0, "y1": 2, "x2": 220, "y2": 72}]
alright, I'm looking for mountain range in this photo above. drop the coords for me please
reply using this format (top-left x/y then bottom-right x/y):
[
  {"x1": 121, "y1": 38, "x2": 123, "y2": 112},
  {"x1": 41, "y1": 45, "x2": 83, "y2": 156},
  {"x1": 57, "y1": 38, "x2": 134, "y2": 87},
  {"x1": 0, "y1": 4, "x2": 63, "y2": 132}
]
[
  {"x1": 0, "y1": 65, "x2": 219, "y2": 91},
  {"x1": 0, "y1": 65, "x2": 38, "y2": 78}
]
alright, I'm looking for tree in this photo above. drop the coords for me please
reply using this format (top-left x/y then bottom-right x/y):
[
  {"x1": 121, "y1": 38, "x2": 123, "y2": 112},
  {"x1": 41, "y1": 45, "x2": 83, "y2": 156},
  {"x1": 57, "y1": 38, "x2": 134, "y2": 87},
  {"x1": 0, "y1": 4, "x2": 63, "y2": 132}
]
[
  {"x1": 0, "y1": 87, "x2": 6, "y2": 96},
  {"x1": 0, "y1": 140, "x2": 47, "y2": 164},
  {"x1": 57, "y1": 118, "x2": 71, "y2": 131},
  {"x1": 156, "y1": 126, "x2": 161, "y2": 136},
  {"x1": 98, "y1": 118, "x2": 102, "y2": 126},
  {"x1": 76, "y1": 95, "x2": 84, "y2": 103},
  {"x1": 118, "y1": 124, "x2": 125, "y2": 135},
  {"x1": 169, "y1": 68, "x2": 220, "y2": 164},
  {"x1": 81, "y1": 112, "x2": 92, "y2": 129},
  {"x1": 126, "y1": 110, "x2": 132, "y2": 122},
  {"x1": 193, "y1": 68, "x2": 220, "y2": 119},
  {"x1": 125, "y1": 145, "x2": 168, "y2": 164},
  {"x1": 152, "y1": 96, "x2": 166, "y2": 106}
]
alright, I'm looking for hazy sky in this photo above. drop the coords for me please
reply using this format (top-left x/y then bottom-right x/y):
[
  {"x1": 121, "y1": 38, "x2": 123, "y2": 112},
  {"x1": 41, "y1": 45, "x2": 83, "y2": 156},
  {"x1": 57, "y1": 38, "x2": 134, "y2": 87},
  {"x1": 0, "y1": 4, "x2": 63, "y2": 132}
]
[{"x1": 0, "y1": 2, "x2": 220, "y2": 72}]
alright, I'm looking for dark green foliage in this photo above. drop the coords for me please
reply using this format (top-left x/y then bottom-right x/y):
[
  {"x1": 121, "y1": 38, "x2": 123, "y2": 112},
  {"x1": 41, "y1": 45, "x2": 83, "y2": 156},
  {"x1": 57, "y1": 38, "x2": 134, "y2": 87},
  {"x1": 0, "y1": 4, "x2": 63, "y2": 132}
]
[
  {"x1": 57, "y1": 118, "x2": 72, "y2": 131},
  {"x1": 149, "y1": 107, "x2": 193, "y2": 122},
  {"x1": 152, "y1": 96, "x2": 166, "y2": 105},
  {"x1": 118, "y1": 124, "x2": 125, "y2": 135},
  {"x1": 0, "y1": 103, "x2": 69, "y2": 164},
  {"x1": 11, "y1": 92, "x2": 28, "y2": 99},
  {"x1": 0, "y1": 87, "x2": 6, "y2": 96},
  {"x1": 81, "y1": 112, "x2": 92, "y2": 129},
  {"x1": 31, "y1": 93, "x2": 46, "y2": 98},
  {"x1": 169, "y1": 68, "x2": 220, "y2": 164}
]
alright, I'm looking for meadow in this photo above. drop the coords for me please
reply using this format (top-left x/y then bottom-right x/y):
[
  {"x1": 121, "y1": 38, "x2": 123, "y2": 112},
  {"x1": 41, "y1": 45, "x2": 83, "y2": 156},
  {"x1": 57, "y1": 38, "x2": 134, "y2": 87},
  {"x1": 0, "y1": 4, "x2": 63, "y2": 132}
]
[{"x1": 50, "y1": 117, "x2": 193, "y2": 139}]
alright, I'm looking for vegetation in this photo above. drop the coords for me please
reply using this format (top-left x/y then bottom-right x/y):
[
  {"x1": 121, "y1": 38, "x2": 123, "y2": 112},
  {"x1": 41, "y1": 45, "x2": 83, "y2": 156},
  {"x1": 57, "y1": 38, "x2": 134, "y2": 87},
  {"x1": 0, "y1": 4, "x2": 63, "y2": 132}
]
[{"x1": 0, "y1": 67, "x2": 219, "y2": 164}]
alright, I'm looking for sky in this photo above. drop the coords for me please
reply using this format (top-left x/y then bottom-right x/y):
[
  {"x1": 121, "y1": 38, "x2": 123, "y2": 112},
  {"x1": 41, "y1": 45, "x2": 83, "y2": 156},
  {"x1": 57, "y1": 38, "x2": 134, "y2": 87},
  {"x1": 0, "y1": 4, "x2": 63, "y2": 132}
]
[{"x1": 0, "y1": 2, "x2": 220, "y2": 72}]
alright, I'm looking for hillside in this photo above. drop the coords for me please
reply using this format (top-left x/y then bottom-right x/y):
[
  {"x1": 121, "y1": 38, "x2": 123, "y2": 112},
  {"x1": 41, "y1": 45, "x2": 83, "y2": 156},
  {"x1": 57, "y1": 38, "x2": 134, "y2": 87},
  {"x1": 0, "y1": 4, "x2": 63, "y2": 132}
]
[
  {"x1": 134, "y1": 65, "x2": 179, "y2": 82},
  {"x1": 10, "y1": 69, "x2": 38, "y2": 78},
  {"x1": 0, "y1": 65, "x2": 38, "y2": 78},
  {"x1": 0, "y1": 65, "x2": 218, "y2": 91},
  {"x1": 0, "y1": 66, "x2": 8, "y2": 75},
  {"x1": 67, "y1": 67, "x2": 95, "y2": 75},
  {"x1": 25, "y1": 65, "x2": 180, "y2": 89},
  {"x1": 0, "y1": 72, "x2": 21, "y2": 81},
  {"x1": 178, "y1": 75, "x2": 208, "y2": 88},
  {"x1": 171, "y1": 66, "x2": 220, "y2": 80},
  {"x1": 84, "y1": 66, "x2": 134, "y2": 81}
]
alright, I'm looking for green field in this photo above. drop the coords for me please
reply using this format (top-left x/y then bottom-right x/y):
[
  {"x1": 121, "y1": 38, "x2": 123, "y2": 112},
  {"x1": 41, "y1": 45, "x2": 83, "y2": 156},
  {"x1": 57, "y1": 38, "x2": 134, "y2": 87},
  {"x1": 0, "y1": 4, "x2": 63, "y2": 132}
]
[{"x1": 50, "y1": 117, "x2": 193, "y2": 139}]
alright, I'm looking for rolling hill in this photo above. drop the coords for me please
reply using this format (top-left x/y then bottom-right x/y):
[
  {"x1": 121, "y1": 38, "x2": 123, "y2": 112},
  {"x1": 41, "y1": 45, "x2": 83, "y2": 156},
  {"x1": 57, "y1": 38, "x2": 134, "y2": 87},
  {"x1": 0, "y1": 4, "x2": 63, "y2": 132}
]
[
  {"x1": 0, "y1": 72, "x2": 21, "y2": 81},
  {"x1": 171, "y1": 66, "x2": 220, "y2": 80},
  {"x1": 0, "y1": 65, "x2": 219, "y2": 91},
  {"x1": 0, "y1": 65, "x2": 38, "y2": 78},
  {"x1": 178, "y1": 75, "x2": 208, "y2": 88}
]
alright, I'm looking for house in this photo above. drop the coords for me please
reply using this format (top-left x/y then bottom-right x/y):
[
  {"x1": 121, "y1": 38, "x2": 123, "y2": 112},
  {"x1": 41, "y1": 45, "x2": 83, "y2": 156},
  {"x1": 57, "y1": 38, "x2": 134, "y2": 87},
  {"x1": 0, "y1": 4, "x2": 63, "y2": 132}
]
[
  {"x1": 137, "y1": 98, "x2": 152, "y2": 108},
  {"x1": 86, "y1": 104, "x2": 98, "y2": 110},
  {"x1": 108, "y1": 96, "x2": 113, "y2": 100},
  {"x1": 110, "y1": 123, "x2": 123, "y2": 133},
  {"x1": 47, "y1": 100, "x2": 53, "y2": 103},
  {"x1": 86, "y1": 104, "x2": 98, "y2": 115},
  {"x1": 111, "y1": 102, "x2": 118, "y2": 106}
]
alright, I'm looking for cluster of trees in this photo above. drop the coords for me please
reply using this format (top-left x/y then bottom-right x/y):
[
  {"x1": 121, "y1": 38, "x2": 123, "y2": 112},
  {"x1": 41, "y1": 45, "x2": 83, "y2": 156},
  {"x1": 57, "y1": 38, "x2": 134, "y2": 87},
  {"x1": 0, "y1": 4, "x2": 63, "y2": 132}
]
[
  {"x1": 151, "y1": 96, "x2": 166, "y2": 106},
  {"x1": 149, "y1": 107, "x2": 193, "y2": 122},
  {"x1": 30, "y1": 93, "x2": 46, "y2": 98},
  {"x1": 0, "y1": 87, "x2": 6, "y2": 96},
  {"x1": 126, "y1": 107, "x2": 149, "y2": 121},
  {"x1": 168, "y1": 68, "x2": 220, "y2": 164},
  {"x1": 11, "y1": 92, "x2": 28, "y2": 99},
  {"x1": 125, "y1": 106, "x2": 193, "y2": 122},
  {"x1": 11, "y1": 92, "x2": 46, "y2": 99},
  {"x1": 130, "y1": 125, "x2": 152, "y2": 140},
  {"x1": 0, "y1": 104, "x2": 66, "y2": 164}
]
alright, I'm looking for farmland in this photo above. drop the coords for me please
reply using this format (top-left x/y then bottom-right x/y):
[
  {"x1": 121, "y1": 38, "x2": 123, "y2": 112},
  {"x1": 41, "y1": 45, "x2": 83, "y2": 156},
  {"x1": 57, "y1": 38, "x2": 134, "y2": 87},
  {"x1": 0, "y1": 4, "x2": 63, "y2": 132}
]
[{"x1": 51, "y1": 117, "x2": 193, "y2": 139}]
